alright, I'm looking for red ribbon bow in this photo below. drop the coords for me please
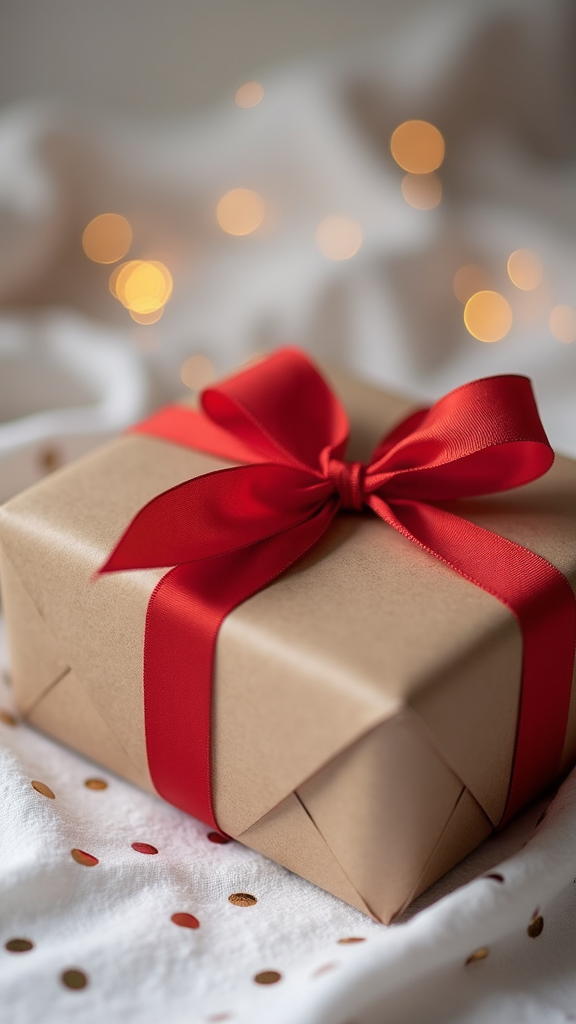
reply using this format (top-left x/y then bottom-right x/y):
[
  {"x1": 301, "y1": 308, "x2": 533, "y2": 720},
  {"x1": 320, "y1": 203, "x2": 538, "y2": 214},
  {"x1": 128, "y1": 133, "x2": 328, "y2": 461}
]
[{"x1": 101, "y1": 348, "x2": 576, "y2": 830}]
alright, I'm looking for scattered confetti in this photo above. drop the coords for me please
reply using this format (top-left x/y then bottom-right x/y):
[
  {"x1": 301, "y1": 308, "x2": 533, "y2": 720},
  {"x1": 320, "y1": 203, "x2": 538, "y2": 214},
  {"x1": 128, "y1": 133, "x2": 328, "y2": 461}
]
[
  {"x1": 61, "y1": 969, "x2": 88, "y2": 990},
  {"x1": 207, "y1": 831, "x2": 230, "y2": 845},
  {"x1": 527, "y1": 914, "x2": 544, "y2": 938},
  {"x1": 171, "y1": 913, "x2": 200, "y2": 929},
  {"x1": 5, "y1": 938, "x2": 33, "y2": 953},
  {"x1": 228, "y1": 893, "x2": 257, "y2": 907},
  {"x1": 131, "y1": 842, "x2": 158, "y2": 855},
  {"x1": 31, "y1": 780, "x2": 55, "y2": 799},
  {"x1": 254, "y1": 970, "x2": 282, "y2": 985},
  {"x1": 84, "y1": 778, "x2": 108, "y2": 790},
  {"x1": 71, "y1": 849, "x2": 99, "y2": 867}
]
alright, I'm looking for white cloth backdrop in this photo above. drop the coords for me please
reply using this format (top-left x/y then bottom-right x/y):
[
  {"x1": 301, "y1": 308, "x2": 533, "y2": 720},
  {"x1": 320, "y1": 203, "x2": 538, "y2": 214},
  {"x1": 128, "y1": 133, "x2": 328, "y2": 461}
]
[{"x1": 1, "y1": 1, "x2": 576, "y2": 1021}]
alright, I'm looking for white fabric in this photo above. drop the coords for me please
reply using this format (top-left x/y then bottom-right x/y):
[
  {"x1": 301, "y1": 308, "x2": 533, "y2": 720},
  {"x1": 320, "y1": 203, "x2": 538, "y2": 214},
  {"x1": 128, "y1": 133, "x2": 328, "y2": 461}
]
[{"x1": 1, "y1": 1, "x2": 576, "y2": 1021}]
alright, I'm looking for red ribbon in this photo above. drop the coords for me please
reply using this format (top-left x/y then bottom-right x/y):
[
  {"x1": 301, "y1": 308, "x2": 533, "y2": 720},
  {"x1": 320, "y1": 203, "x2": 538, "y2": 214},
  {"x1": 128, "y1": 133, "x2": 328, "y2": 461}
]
[{"x1": 101, "y1": 348, "x2": 576, "y2": 830}]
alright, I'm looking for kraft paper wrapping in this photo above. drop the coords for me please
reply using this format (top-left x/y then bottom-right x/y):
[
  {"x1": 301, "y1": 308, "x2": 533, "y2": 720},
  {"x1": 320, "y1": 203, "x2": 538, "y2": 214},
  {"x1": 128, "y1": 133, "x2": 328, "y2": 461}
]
[{"x1": 2, "y1": 364, "x2": 576, "y2": 923}]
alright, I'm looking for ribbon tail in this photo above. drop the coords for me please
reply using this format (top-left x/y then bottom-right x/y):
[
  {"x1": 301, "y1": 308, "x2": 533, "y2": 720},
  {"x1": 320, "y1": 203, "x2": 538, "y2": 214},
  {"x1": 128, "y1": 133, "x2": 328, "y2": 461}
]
[
  {"x1": 369, "y1": 495, "x2": 576, "y2": 824},
  {"x1": 143, "y1": 501, "x2": 338, "y2": 828}
]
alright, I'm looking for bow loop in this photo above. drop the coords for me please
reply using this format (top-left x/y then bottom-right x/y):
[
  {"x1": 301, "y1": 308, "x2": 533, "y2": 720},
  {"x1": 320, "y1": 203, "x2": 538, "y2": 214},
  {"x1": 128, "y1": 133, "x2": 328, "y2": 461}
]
[
  {"x1": 366, "y1": 375, "x2": 554, "y2": 501},
  {"x1": 201, "y1": 347, "x2": 349, "y2": 472}
]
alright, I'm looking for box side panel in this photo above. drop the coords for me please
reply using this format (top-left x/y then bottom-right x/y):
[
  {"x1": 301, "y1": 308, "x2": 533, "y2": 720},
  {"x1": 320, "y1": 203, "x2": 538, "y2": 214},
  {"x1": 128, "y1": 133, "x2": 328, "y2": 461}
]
[
  {"x1": 296, "y1": 710, "x2": 464, "y2": 924},
  {"x1": 238, "y1": 792, "x2": 374, "y2": 919}
]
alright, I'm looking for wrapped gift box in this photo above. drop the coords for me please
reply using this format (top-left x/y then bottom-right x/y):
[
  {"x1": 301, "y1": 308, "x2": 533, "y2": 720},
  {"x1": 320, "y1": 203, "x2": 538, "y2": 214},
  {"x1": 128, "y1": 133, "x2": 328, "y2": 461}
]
[{"x1": 1, "y1": 358, "x2": 576, "y2": 923}]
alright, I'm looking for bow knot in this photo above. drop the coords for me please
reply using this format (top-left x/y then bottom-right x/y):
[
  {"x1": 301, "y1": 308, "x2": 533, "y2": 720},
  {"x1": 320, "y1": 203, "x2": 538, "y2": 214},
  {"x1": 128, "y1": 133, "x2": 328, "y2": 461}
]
[{"x1": 327, "y1": 458, "x2": 366, "y2": 511}]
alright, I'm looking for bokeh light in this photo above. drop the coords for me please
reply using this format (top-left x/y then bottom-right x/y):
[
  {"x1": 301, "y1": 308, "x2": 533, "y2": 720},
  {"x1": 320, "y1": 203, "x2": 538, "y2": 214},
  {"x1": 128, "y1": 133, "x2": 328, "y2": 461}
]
[
  {"x1": 235, "y1": 81, "x2": 265, "y2": 108},
  {"x1": 549, "y1": 305, "x2": 576, "y2": 344},
  {"x1": 390, "y1": 120, "x2": 445, "y2": 174},
  {"x1": 82, "y1": 213, "x2": 132, "y2": 264},
  {"x1": 507, "y1": 249, "x2": 543, "y2": 291},
  {"x1": 180, "y1": 354, "x2": 217, "y2": 390},
  {"x1": 453, "y1": 264, "x2": 492, "y2": 304},
  {"x1": 111, "y1": 260, "x2": 173, "y2": 313},
  {"x1": 401, "y1": 172, "x2": 442, "y2": 210},
  {"x1": 464, "y1": 290, "x2": 513, "y2": 342},
  {"x1": 216, "y1": 189, "x2": 265, "y2": 236},
  {"x1": 316, "y1": 216, "x2": 363, "y2": 260},
  {"x1": 130, "y1": 307, "x2": 164, "y2": 325}
]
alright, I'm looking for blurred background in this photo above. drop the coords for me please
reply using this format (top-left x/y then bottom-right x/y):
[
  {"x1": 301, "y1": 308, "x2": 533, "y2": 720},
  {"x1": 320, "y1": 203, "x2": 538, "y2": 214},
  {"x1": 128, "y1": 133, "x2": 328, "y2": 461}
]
[
  {"x1": 0, "y1": 0, "x2": 575, "y2": 500},
  {"x1": 1, "y1": 0, "x2": 473, "y2": 117}
]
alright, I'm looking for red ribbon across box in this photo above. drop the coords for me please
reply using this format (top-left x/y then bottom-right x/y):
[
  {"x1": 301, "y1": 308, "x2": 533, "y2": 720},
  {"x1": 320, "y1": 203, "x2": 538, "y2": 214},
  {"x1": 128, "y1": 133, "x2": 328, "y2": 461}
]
[{"x1": 100, "y1": 347, "x2": 576, "y2": 831}]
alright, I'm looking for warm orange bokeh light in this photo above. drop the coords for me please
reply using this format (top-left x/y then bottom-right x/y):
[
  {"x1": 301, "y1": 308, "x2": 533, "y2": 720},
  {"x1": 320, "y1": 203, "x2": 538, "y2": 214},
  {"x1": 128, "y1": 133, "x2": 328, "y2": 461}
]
[
  {"x1": 464, "y1": 290, "x2": 513, "y2": 342},
  {"x1": 549, "y1": 305, "x2": 576, "y2": 344},
  {"x1": 235, "y1": 81, "x2": 265, "y2": 108},
  {"x1": 507, "y1": 249, "x2": 543, "y2": 291},
  {"x1": 180, "y1": 354, "x2": 217, "y2": 390},
  {"x1": 111, "y1": 260, "x2": 173, "y2": 313},
  {"x1": 401, "y1": 172, "x2": 442, "y2": 210},
  {"x1": 82, "y1": 213, "x2": 132, "y2": 264},
  {"x1": 453, "y1": 264, "x2": 492, "y2": 304},
  {"x1": 216, "y1": 189, "x2": 265, "y2": 236},
  {"x1": 130, "y1": 307, "x2": 165, "y2": 325},
  {"x1": 390, "y1": 120, "x2": 445, "y2": 174},
  {"x1": 316, "y1": 216, "x2": 363, "y2": 261}
]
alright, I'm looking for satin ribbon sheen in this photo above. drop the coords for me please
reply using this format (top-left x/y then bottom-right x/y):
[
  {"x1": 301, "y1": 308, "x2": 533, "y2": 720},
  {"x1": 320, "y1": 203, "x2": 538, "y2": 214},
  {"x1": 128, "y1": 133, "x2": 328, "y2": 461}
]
[{"x1": 101, "y1": 348, "x2": 576, "y2": 830}]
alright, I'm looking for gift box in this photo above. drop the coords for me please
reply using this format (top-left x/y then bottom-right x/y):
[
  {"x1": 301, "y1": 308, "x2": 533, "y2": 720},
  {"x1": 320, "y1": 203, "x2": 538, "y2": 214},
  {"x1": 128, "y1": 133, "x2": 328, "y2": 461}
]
[{"x1": 1, "y1": 349, "x2": 575, "y2": 923}]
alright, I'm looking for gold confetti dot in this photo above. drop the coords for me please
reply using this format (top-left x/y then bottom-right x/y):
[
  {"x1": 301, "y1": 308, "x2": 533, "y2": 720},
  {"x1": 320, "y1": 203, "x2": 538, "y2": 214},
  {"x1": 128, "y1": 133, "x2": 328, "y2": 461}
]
[
  {"x1": 507, "y1": 249, "x2": 543, "y2": 291},
  {"x1": 71, "y1": 848, "x2": 99, "y2": 867},
  {"x1": 61, "y1": 969, "x2": 88, "y2": 990},
  {"x1": 464, "y1": 290, "x2": 512, "y2": 342},
  {"x1": 5, "y1": 938, "x2": 33, "y2": 953},
  {"x1": 453, "y1": 264, "x2": 492, "y2": 304},
  {"x1": 180, "y1": 354, "x2": 216, "y2": 391},
  {"x1": 316, "y1": 216, "x2": 363, "y2": 261},
  {"x1": 216, "y1": 189, "x2": 265, "y2": 236},
  {"x1": 485, "y1": 873, "x2": 505, "y2": 883},
  {"x1": 465, "y1": 947, "x2": 489, "y2": 965},
  {"x1": 527, "y1": 914, "x2": 544, "y2": 938},
  {"x1": 38, "y1": 447, "x2": 62, "y2": 474},
  {"x1": 254, "y1": 970, "x2": 281, "y2": 985},
  {"x1": 228, "y1": 892, "x2": 257, "y2": 907},
  {"x1": 82, "y1": 213, "x2": 132, "y2": 264},
  {"x1": 84, "y1": 778, "x2": 108, "y2": 790},
  {"x1": 550, "y1": 304, "x2": 576, "y2": 344},
  {"x1": 337, "y1": 937, "x2": 365, "y2": 945},
  {"x1": 235, "y1": 81, "x2": 264, "y2": 108},
  {"x1": 31, "y1": 780, "x2": 55, "y2": 799},
  {"x1": 0, "y1": 710, "x2": 17, "y2": 727},
  {"x1": 401, "y1": 172, "x2": 442, "y2": 210},
  {"x1": 390, "y1": 120, "x2": 445, "y2": 174}
]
